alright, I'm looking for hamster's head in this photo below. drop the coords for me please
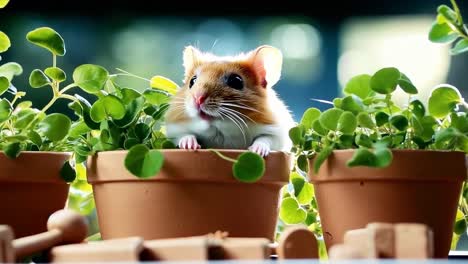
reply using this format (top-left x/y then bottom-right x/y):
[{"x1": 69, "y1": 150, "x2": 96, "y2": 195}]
[{"x1": 178, "y1": 45, "x2": 282, "y2": 124}]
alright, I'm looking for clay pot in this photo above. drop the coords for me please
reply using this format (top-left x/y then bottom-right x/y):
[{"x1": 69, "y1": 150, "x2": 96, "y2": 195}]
[
  {"x1": 0, "y1": 152, "x2": 70, "y2": 238},
  {"x1": 87, "y1": 150, "x2": 290, "y2": 241},
  {"x1": 309, "y1": 150, "x2": 466, "y2": 258}
]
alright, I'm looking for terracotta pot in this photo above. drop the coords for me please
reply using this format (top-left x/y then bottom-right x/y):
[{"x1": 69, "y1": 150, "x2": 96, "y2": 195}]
[
  {"x1": 0, "y1": 152, "x2": 70, "y2": 238},
  {"x1": 309, "y1": 149, "x2": 466, "y2": 258},
  {"x1": 87, "y1": 149, "x2": 289, "y2": 241}
]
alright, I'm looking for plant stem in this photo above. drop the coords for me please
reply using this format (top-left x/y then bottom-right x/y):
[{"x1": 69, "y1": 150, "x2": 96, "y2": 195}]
[
  {"x1": 451, "y1": 0, "x2": 464, "y2": 26},
  {"x1": 114, "y1": 68, "x2": 151, "y2": 82},
  {"x1": 208, "y1": 149, "x2": 237, "y2": 163},
  {"x1": 60, "y1": 94, "x2": 79, "y2": 102},
  {"x1": 60, "y1": 83, "x2": 78, "y2": 94},
  {"x1": 53, "y1": 54, "x2": 57, "y2": 68}
]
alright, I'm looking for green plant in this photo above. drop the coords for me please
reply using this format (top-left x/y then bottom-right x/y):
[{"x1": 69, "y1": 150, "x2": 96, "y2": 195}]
[
  {"x1": 279, "y1": 0, "x2": 468, "y2": 251},
  {"x1": 429, "y1": 0, "x2": 468, "y2": 55}
]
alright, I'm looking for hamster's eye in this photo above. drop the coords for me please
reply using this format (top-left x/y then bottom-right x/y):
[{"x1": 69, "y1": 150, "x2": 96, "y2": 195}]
[
  {"x1": 189, "y1": 75, "x2": 197, "y2": 88},
  {"x1": 226, "y1": 74, "x2": 243, "y2": 90}
]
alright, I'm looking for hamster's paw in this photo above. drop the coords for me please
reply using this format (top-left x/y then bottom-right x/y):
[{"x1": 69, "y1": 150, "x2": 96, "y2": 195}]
[
  {"x1": 178, "y1": 135, "x2": 201, "y2": 150},
  {"x1": 248, "y1": 142, "x2": 270, "y2": 157}
]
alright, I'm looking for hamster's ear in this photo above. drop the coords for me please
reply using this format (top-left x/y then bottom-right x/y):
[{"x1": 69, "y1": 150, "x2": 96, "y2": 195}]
[
  {"x1": 183, "y1": 46, "x2": 203, "y2": 78},
  {"x1": 248, "y1": 45, "x2": 283, "y2": 88}
]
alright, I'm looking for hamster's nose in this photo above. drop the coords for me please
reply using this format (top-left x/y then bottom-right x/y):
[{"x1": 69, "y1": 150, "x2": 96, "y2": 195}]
[{"x1": 194, "y1": 95, "x2": 207, "y2": 109}]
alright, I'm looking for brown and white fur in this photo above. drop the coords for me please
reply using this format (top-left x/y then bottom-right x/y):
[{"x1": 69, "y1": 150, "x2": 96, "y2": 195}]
[{"x1": 165, "y1": 45, "x2": 295, "y2": 156}]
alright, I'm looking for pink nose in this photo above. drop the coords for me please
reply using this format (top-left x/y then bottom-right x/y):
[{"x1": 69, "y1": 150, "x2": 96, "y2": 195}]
[{"x1": 194, "y1": 95, "x2": 206, "y2": 108}]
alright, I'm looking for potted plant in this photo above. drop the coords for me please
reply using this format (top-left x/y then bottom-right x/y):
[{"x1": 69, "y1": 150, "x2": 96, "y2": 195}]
[
  {"x1": 0, "y1": 23, "x2": 79, "y2": 236},
  {"x1": 279, "y1": 0, "x2": 467, "y2": 258},
  {"x1": 50, "y1": 44, "x2": 290, "y2": 240}
]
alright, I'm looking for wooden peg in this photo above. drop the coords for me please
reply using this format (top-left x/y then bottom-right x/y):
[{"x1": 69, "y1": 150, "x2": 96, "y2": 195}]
[
  {"x1": 51, "y1": 237, "x2": 143, "y2": 263},
  {"x1": 329, "y1": 244, "x2": 366, "y2": 259},
  {"x1": 0, "y1": 225, "x2": 14, "y2": 263},
  {"x1": 13, "y1": 209, "x2": 88, "y2": 260},
  {"x1": 277, "y1": 225, "x2": 318, "y2": 259},
  {"x1": 142, "y1": 236, "x2": 211, "y2": 261},
  {"x1": 211, "y1": 238, "x2": 270, "y2": 260}
]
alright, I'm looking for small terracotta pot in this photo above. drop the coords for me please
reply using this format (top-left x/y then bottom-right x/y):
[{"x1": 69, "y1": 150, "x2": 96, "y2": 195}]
[
  {"x1": 87, "y1": 149, "x2": 290, "y2": 241},
  {"x1": 309, "y1": 150, "x2": 466, "y2": 258},
  {"x1": 0, "y1": 152, "x2": 70, "y2": 238}
]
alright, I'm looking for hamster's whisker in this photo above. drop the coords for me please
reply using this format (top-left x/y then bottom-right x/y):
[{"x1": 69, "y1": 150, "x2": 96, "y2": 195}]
[
  {"x1": 219, "y1": 107, "x2": 248, "y2": 129},
  {"x1": 219, "y1": 106, "x2": 256, "y2": 124},
  {"x1": 219, "y1": 109, "x2": 247, "y2": 145},
  {"x1": 219, "y1": 102, "x2": 261, "y2": 114}
]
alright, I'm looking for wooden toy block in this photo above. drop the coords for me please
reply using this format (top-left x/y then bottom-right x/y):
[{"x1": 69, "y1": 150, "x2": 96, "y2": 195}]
[
  {"x1": 328, "y1": 244, "x2": 365, "y2": 259},
  {"x1": 50, "y1": 237, "x2": 144, "y2": 263},
  {"x1": 367, "y1": 223, "x2": 395, "y2": 258},
  {"x1": 277, "y1": 225, "x2": 318, "y2": 259},
  {"x1": 343, "y1": 228, "x2": 377, "y2": 258},
  {"x1": 0, "y1": 225, "x2": 14, "y2": 263},
  {"x1": 211, "y1": 237, "x2": 270, "y2": 260},
  {"x1": 142, "y1": 236, "x2": 211, "y2": 261},
  {"x1": 394, "y1": 223, "x2": 434, "y2": 259}
]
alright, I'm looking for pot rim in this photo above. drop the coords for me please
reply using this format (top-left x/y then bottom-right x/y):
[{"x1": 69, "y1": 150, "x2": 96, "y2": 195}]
[
  {"x1": 309, "y1": 149, "x2": 467, "y2": 183},
  {"x1": 87, "y1": 149, "x2": 290, "y2": 185},
  {"x1": 0, "y1": 151, "x2": 71, "y2": 183}
]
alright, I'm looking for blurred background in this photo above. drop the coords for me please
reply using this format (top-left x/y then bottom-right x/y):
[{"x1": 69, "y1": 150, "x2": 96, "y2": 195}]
[{"x1": 1, "y1": 0, "x2": 468, "y2": 249}]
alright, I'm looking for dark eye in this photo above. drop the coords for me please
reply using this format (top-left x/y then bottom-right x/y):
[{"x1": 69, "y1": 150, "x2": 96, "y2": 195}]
[
  {"x1": 226, "y1": 74, "x2": 243, "y2": 90},
  {"x1": 189, "y1": 75, "x2": 197, "y2": 88}
]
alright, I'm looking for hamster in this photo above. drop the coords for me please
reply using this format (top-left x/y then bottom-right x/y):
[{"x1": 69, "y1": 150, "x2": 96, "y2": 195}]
[{"x1": 165, "y1": 45, "x2": 295, "y2": 156}]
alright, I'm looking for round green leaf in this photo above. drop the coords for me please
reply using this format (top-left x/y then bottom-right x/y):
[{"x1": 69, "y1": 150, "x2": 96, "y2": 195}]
[
  {"x1": 113, "y1": 97, "x2": 145, "y2": 128},
  {"x1": 232, "y1": 152, "x2": 265, "y2": 183},
  {"x1": 124, "y1": 138, "x2": 140, "y2": 149},
  {"x1": 389, "y1": 115, "x2": 409, "y2": 131},
  {"x1": 0, "y1": 98, "x2": 11, "y2": 122},
  {"x1": 0, "y1": 76, "x2": 9, "y2": 95},
  {"x1": 120, "y1": 88, "x2": 142, "y2": 104},
  {"x1": 300, "y1": 108, "x2": 321, "y2": 130},
  {"x1": 374, "y1": 147, "x2": 393, "y2": 167},
  {"x1": 337, "y1": 111, "x2": 357, "y2": 135},
  {"x1": 73, "y1": 64, "x2": 109, "y2": 93},
  {"x1": 44, "y1": 67, "x2": 66, "y2": 82},
  {"x1": 134, "y1": 123, "x2": 151, "y2": 141},
  {"x1": 0, "y1": 31, "x2": 10, "y2": 53},
  {"x1": 0, "y1": 0, "x2": 10, "y2": 8},
  {"x1": 38, "y1": 113, "x2": 71, "y2": 141},
  {"x1": 454, "y1": 219, "x2": 467, "y2": 235},
  {"x1": 333, "y1": 98, "x2": 343, "y2": 108},
  {"x1": 428, "y1": 22, "x2": 458, "y2": 43},
  {"x1": 356, "y1": 134, "x2": 373, "y2": 148},
  {"x1": 357, "y1": 112, "x2": 375, "y2": 129},
  {"x1": 289, "y1": 126, "x2": 304, "y2": 145},
  {"x1": 375, "y1": 111, "x2": 390, "y2": 127},
  {"x1": 162, "y1": 140, "x2": 177, "y2": 149},
  {"x1": 90, "y1": 95, "x2": 126, "y2": 122},
  {"x1": 0, "y1": 62, "x2": 23, "y2": 81},
  {"x1": 4, "y1": 142, "x2": 21, "y2": 159},
  {"x1": 313, "y1": 145, "x2": 333, "y2": 173},
  {"x1": 297, "y1": 154, "x2": 309, "y2": 172},
  {"x1": 370, "y1": 67, "x2": 400, "y2": 94},
  {"x1": 410, "y1": 99, "x2": 426, "y2": 118},
  {"x1": 437, "y1": 5, "x2": 457, "y2": 24},
  {"x1": 150, "y1": 75, "x2": 178, "y2": 95},
  {"x1": 29, "y1": 69, "x2": 50, "y2": 88},
  {"x1": 344, "y1": 74, "x2": 372, "y2": 99},
  {"x1": 60, "y1": 161, "x2": 76, "y2": 183},
  {"x1": 428, "y1": 86, "x2": 462, "y2": 119},
  {"x1": 340, "y1": 96, "x2": 364, "y2": 115},
  {"x1": 294, "y1": 179, "x2": 314, "y2": 205},
  {"x1": 28, "y1": 131, "x2": 42, "y2": 147},
  {"x1": 124, "y1": 144, "x2": 164, "y2": 178},
  {"x1": 143, "y1": 89, "x2": 171, "y2": 106},
  {"x1": 312, "y1": 119, "x2": 328, "y2": 136},
  {"x1": 26, "y1": 27, "x2": 65, "y2": 56},
  {"x1": 69, "y1": 121, "x2": 91, "y2": 138},
  {"x1": 451, "y1": 39, "x2": 468, "y2": 55},
  {"x1": 398, "y1": 74, "x2": 418, "y2": 94},
  {"x1": 279, "y1": 197, "x2": 307, "y2": 224},
  {"x1": 347, "y1": 148, "x2": 376, "y2": 167},
  {"x1": 319, "y1": 108, "x2": 344, "y2": 131}
]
